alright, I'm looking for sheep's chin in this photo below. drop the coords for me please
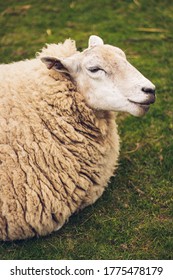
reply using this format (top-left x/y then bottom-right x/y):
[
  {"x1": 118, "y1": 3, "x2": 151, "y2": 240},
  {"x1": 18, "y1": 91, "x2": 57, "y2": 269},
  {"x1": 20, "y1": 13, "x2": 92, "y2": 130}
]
[{"x1": 128, "y1": 103, "x2": 150, "y2": 117}]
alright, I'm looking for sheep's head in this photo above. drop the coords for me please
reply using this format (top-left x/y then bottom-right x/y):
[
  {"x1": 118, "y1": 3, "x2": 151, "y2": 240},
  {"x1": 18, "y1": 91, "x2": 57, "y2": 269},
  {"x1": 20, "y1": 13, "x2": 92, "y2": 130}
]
[{"x1": 41, "y1": 35, "x2": 155, "y2": 117}]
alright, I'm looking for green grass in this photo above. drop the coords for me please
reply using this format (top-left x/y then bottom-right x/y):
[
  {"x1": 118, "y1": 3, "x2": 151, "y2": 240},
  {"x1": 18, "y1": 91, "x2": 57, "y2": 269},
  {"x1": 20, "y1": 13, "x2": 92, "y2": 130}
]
[{"x1": 0, "y1": 0, "x2": 173, "y2": 259}]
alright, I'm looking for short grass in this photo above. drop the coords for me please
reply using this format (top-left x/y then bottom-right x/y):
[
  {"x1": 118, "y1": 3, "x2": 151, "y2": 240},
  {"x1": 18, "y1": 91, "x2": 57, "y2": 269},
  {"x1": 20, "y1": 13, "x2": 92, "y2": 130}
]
[{"x1": 0, "y1": 0, "x2": 173, "y2": 260}]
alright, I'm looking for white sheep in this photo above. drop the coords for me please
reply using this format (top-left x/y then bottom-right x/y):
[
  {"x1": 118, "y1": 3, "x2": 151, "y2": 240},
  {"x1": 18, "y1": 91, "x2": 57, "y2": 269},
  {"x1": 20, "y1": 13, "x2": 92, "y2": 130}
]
[{"x1": 0, "y1": 35, "x2": 155, "y2": 240}]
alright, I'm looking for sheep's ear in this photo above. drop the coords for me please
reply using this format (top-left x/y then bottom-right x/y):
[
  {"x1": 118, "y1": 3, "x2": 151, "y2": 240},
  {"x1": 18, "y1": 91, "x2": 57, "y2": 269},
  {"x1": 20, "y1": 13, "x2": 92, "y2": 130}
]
[
  {"x1": 88, "y1": 35, "x2": 104, "y2": 48},
  {"x1": 41, "y1": 57, "x2": 69, "y2": 73}
]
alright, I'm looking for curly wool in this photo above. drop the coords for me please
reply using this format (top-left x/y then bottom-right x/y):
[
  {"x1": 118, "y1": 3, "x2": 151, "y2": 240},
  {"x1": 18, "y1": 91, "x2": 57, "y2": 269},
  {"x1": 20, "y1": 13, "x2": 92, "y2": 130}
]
[{"x1": 0, "y1": 40, "x2": 119, "y2": 240}]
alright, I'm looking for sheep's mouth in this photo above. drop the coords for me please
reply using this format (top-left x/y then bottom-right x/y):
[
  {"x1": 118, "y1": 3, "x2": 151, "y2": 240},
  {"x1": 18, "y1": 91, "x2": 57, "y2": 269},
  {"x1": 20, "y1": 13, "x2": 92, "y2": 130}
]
[
  {"x1": 128, "y1": 94, "x2": 155, "y2": 107},
  {"x1": 128, "y1": 99, "x2": 153, "y2": 114},
  {"x1": 128, "y1": 99, "x2": 154, "y2": 106}
]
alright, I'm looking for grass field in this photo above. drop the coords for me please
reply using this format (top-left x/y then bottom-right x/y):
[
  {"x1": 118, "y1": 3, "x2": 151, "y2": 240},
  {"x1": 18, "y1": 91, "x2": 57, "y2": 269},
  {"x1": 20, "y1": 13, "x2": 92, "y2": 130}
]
[{"x1": 0, "y1": 0, "x2": 173, "y2": 260}]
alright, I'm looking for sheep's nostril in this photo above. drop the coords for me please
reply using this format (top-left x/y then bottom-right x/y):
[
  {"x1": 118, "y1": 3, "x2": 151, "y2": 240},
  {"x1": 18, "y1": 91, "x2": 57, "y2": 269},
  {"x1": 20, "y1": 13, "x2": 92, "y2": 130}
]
[{"x1": 142, "y1": 87, "x2": 155, "y2": 95}]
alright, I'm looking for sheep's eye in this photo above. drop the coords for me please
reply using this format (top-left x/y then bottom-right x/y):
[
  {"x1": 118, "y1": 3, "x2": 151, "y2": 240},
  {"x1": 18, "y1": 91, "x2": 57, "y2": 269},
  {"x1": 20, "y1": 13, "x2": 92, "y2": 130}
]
[{"x1": 88, "y1": 67, "x2": 103, "y2": 73}]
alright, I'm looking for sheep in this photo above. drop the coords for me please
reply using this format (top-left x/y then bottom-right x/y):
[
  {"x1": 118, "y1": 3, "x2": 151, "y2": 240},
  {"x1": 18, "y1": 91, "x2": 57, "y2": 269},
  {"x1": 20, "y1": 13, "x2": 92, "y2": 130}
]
[{"x1": 0, "y1": 35, "x2": 155, "y2": 240}]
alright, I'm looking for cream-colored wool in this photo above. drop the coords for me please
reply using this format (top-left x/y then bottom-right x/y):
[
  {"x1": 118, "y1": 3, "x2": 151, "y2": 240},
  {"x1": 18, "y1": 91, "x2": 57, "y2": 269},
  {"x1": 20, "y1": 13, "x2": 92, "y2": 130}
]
[
  {"x1": 0, "y1": 35, "x2": 155, "y2": 240},
  {"x1": 0, "y1": 39, "x2": 120, "y2": 240}
]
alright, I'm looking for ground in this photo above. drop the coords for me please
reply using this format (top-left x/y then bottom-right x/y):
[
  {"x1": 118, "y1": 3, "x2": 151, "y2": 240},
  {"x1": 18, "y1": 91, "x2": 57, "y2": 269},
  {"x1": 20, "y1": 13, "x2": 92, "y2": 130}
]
[{"x1": 0, "y1": 0, "x2": 173, "y2": 259}]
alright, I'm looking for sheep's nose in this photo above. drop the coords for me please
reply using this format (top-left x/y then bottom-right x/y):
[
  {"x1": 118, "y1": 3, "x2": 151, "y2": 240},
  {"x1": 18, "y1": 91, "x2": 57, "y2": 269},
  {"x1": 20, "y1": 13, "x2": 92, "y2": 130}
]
[
  {"x1": 141, "y1": 86, "x2": 156, "y2": 104},
  {"x1": 142, "y1": 87, "x2": 155, "y2": 95}
]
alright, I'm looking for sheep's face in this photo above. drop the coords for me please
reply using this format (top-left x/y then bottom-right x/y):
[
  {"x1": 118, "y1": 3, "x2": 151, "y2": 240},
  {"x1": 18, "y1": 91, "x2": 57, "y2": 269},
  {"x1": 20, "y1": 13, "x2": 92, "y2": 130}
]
[{"x1": 41, "y1": 36, "x2": 155, "y2": 117}]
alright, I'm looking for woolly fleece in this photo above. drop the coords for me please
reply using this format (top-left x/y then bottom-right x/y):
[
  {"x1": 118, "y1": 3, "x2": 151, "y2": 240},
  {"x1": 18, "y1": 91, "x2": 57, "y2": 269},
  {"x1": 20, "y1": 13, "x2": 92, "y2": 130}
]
[{"x1": 0, "y1": 39, "x2": 119, "y2": 240}]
